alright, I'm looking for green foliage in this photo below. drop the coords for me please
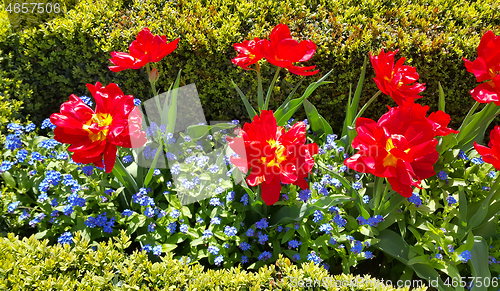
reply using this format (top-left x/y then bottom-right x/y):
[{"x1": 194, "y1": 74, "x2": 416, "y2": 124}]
[
  {"x1": 0, "y1": 230, "x2": 426, "y2": 290},
  {"x1": 1, "y1": 0, "x2": 499, "y2": 129}
]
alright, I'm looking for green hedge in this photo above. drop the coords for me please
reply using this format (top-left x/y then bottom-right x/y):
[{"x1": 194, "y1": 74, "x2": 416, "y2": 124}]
[
  {"x1": 0, "y1": 230, "x2": 426, "y2": 290},
  {"x1": 1, "y1": 0, "x2": 499, "y2": 131}
]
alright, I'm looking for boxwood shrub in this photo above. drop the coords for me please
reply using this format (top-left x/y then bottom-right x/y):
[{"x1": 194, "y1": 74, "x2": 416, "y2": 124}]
[
  {"x1": 0, "y1": 230, "x2": 427, "y2": 290},
  {"x1": 0, "y1": 0, "x2": 499, "y2": 132}
]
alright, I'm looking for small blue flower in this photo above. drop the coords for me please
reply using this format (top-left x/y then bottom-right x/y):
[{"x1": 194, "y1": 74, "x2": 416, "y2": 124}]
[
  {"x1": 152, "y1": 245, "x2": 162, "y2": 256},
  {"x1": 41, "y1": 118, "x2": 56, "y2": 130},
  {"x1": 19, "y1": 209, "x2": 30, "y2": 221},
  {"x1": 255, "y1": 218, "x2": 268, "y2": 230},
  {"x1": 142, "y1": 244, "x2": 152, "y2": 253},
  {"x1": 435, "y1": 253, "x2": 443, "y2": 260},
  {"x1": 307, "y1": 251, "x2": 322, "y2": 264},
  {"x1": 446, "y1": 195, "x2": 457, "y2": 206},
  {"x1": 333, "y1": 214, "x2": 347, "y2": 228},
  {"x1": 211, "y1": 216, "x2": 221, "y2": 225},
  {"x1": 226, "y1": 191, "x2": 235, "y2": 202},
  {"x1": 351, "y1": 240, "x2": 363, "y2": 254},
  {"x1": 329, "y1": 238, "x2": 337, "y2": 245},
  {"x1": 438, "y1": 171, "x2": 448, "y2": 180},
  {"x1": 258, "y1": 251, "x2": 272, "y2": 261},
  {"x1": 246, "y1": 229, "x2": 254, "y2": 237},
  {"x1": 214, "y1": 255, "x2": 224, "y2": 266},
  {"x1": 276, "y1": 225, "x2": 283, "y2": 232},
  {"x1": 133, "y1": 98, "x2": 141, "y2": 106},
  {"x1": 169, "y1": 209, "x2": 180, "y2": 219},
  {"x1": 79, "y1": 95, "x2": 93, "y2": 107},
  {"x1": 167, "y1": 222, "x2": 177, "y2": 234},
  {"x1": 209, "y1": 197, "x2": 222, "y2": 207},
  {"x1": 459, "y1": 250, "x2": 472, "y2": 263},
  {"x1": 202, "y1": 229, "x2": 213, "y2": 239},
  {"x1": 148, "y1": 222, "x2": 156, "y2": 232},
  {"x1": 448, "y1": 245, "x2": 454, "y2": 253},
  {"x1": 224, "y1": 226, "x2": 237, "y2": 237},
  {"x1": 25, "y1": 123, "x2": 36, "y2": 132},
  {"x1": 208, "y1": 245, "x2": 220, "y2": 255},
  {"x1": 312, "y1": 210, "x2": 323, "y2": 223},
  {"x1": 0, "y1": 161, "x2": 14, "y2": 173},
  {"x1": 7, "y1": 201, "x2": 20, "y2": 213},
  {"x1": 62, "y1": 205, "x2": 74, "y2": 216},
  {"x1": 408, "y1": 192, "x2": 422, "y2": 207},
  {"x1": 364, "y1": 251, "x2": 374, "y2": 259},
  {"x1": 471, "y1": 157, "x2": 484, "y2": 164},
  {"x1": 82, "y1": 165, "x2": 94, "y2": 176},
  {"x1": 240, "y1": 193, "x2": 249, "y2": 206},
  {"x1": 319, "y1": 223, "x2": 333, "y2": 233},
  {"x1": 144, "y1": 207, "x2": 155, "y2": 218},
  {"x1": 362, "y1": 195, "x2": 370, "y2": 204},
  {"x1": 170, "y1": 163, "x2": 181, "y2": 175},
  {"x1": 196, "y1": 216, "x2": 204, "y2": 224},
  {"x1": 257, "y1": 233, "x2": 268, "y2": 244},
  {"x1": 352, "y1": 182, "x2": 363, "y2": 190},
  {"x1": 16, "y1": 149, "x2": 28, "y2": 163},
  {"x1": 458, "y1": 150, "x2": 469, "y2": 160},
  {"x1": 239, "y1": 242, "x2": 251, "y2": 251},
  {"x1": 292, "y1": 254, "x2": 300, "y2": 261},
  {"x1": 241, "y1": 255, "x2": 249, "y2": 264},
  {"x1": 58, "y1": 232, "x2": 73, "y2": 245},
  {"x1": 180, "y1": 224, "x2": 188, "y2": 233},
  {"x1": 288, "y1": 240, "x2": 302, "y2": 249},
  {"x1": 298, "y1": 189, "x2": 312, "y2": 202},
  {"x1": 488, "y1": 171, "x2": 497, "y2": 178},
  {"x1": 482, "y1": 186, "x2": 491, "y2": 191},
  {"x1": 122, "y1": 155, "x2": 133, "y2": 163}
]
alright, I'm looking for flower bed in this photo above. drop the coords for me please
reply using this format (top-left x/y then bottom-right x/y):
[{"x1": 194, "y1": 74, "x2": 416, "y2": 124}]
[{"x1": 1, "y1": 20, "x2": 500, "y2": 291}]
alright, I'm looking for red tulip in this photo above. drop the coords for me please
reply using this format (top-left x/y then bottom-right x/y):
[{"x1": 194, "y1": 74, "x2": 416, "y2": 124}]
[
  {"x1": 227, "y1": 110, "x2": 318, "y2": 205},
  {"x1": 50, "y1": 82, "x2": 147, "y2": 172},
  {"x1": 260, "y1": 24, "x2": 319, "y2": 76},
  {"x1": 109, "y1": 27, "x2": 179, "y2": 72},
  {"x1": 345, "y1": 103, "x2": 457, "y2": 197},
  {"x1": 369, "y1": 49, "x2": 426, "y2": 106},
  {"x1": 464, "y1": 31, "x2": 500, "y2": 104},
  {"x1": 231, "y1": 38, "x2": 265, "y2": 70},
  {"x1": 474, "y1": 126, "x2": 500, "y2": 170}
]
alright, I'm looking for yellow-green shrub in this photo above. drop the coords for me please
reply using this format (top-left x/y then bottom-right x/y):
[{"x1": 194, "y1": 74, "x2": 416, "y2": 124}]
[{"x1": 0, "y1": 230, "x2": 427, "y2": 290}]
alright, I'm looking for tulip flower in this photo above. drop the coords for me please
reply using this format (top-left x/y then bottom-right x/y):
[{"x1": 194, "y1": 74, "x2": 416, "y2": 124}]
[
  {"x1": 260, "y1": 24, "x2": 319, "y2": 76},
  {"x1": 227, "y1": 110, "x2": 318, "y2": 205},
  {"x1": 231, "y1": 38, "x2": 265, "y2": 70},
  {"x1": 109, "y1": 27, "x2": 179, "y2": 72},
  {"x1": 463, "y1": 30, "x2": 500, "y2": 104},
  {"x1": 345, "y1": 103, "x2": 457, "y2": 197},
  {"x1": 369, "y1": 49, "x2": 426, "y2": 106},
  {"x1": 50, "y1": 82, "x2": 147, "y2": 172},
  {"x1": 474, "y1": 126, "x2": 500, "y2": 170}
]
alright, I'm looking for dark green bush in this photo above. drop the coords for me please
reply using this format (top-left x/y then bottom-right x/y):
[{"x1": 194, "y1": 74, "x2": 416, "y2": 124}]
[
  {"x1": 0, "y1": 230, "x2": 426, "y2": 290},
  {"x1": 1, "y1": 0, "x2": 499, "y2": 131}
]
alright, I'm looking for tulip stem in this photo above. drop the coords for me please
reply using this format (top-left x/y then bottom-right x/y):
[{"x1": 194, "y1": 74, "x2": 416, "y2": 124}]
[
  {"x1": 263, "y1": 67, "x2": 281, "y2": 111},
  {"x1": 256, "y1": 63, "x2": 264, "y2": 111},
  {"x1": 375, "y1": 182, "x2": 390, "y2": 215},
  {"x1": 373, "y1": 177, "x2": 386, "y2": 215}
]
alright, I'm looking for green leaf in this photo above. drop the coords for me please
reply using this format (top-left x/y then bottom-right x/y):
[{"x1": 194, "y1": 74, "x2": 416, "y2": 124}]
[
  {"x1": 470, "y1": 237, "x2": 491, "y2": 291},
  {"x1": 467, "y1": 175, "x2": 500, "y2": 231},
  {"x1": 231, "y1": 79, "x2": 257, "y2": 118},
  {"x1": 458, "y1": 186, "x2": 468, "y2": 229},
  {"x1": 257, "y1": 70, "x2": 264, "y2": 111},
  {"x1": 303, "y1": 99, "x2": 333, "y2": 136},
  {"x1": 162, "y1": 69, "x2": 182, "y2": 134},
  {"x1": 273, "y1": 70, "x2": 333, "y2": 126},
  {"x1": 143, "y1": 145, "x2": 162, "y2": 187},
  {"x1": 281, "y1": 228, "x2": 295, "y2": 244},
  {"x1": 438, "y1": 82, "x2": 446, "y2": 112},
  {"x1": 343, "y1": 56, "x2": 367, "y2": 140},
  {"x1": 263, "y1": 67, "x2": 281, "y2": 110},
  {"x1": 1, "y1": 171, "x2": 16, "y2": 188}
]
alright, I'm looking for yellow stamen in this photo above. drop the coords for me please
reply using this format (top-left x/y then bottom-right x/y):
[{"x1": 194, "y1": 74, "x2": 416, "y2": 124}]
[{"x1": 82, "y1": 113, "x2": 113, "y2": 142}]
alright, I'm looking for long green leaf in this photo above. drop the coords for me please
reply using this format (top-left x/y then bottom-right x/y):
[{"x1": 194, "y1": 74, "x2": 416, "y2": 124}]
[
  {"x1": 257, "y1": 70, "x2": 264, "y2": 111},
  {"x1": 343, "y1": 56, "x2": 367, "y2": 137},
  {"x1": 470, "y1": 237, "x2": 491, "y2": 291},
  {"x1": 263, "y1": 68, "x2": 281, "y2": 110},
  {"x1": 163, "y1": 69, "x2": 182, "y2": 134},
  {"x1": 303, "y1": 99, "x2": 333, "y2": 136},
  {"x1": 273, "y1": 70, "x2": 334, "y2": 126},
  {"x1": 231, "y1": 80, "x2": 257, "y2": 118},
  {"x1": 438, "y1": 82, "x2": 445, "y2": 112},
  {"x1": 467, "y1": 175, "x2": 500, "y2": 231},
  {"x1": 342, "y1": 84, "x2": 353, "y2": 138},
  {"x1": 143, "y1": 145, "x2": 163, "y2": 188}
]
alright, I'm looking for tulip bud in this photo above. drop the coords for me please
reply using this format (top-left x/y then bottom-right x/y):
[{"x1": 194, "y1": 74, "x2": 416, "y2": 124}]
[{"x1": 149, "y1": 68, "x2": 159, "y2": 83}]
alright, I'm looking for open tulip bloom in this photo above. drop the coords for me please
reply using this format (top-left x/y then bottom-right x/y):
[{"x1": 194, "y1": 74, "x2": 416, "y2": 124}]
[
  {"x1": 50, "y1": 82, "x2": 147, "y2": 173},
  {"x1": 228, "y1": 110, "x2": 318, "y2": 205},
  {"x1": 109, "y1": 27, "x2": 179, "y2": 73},
  {"x1": 345, "y1": 102, "x2": 458, "y2": 198}
]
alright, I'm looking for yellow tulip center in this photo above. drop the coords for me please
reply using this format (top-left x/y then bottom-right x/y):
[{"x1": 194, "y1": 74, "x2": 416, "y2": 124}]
[
  {"x1": 261, "y1": 139, "x2": 287, "y2": 168},
  {"x1": 82, "y1": 113, "x2": 113, "y2": 142},
  {"x1": 382, "y1": 137, "x2": 410, "y2": 167}
]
